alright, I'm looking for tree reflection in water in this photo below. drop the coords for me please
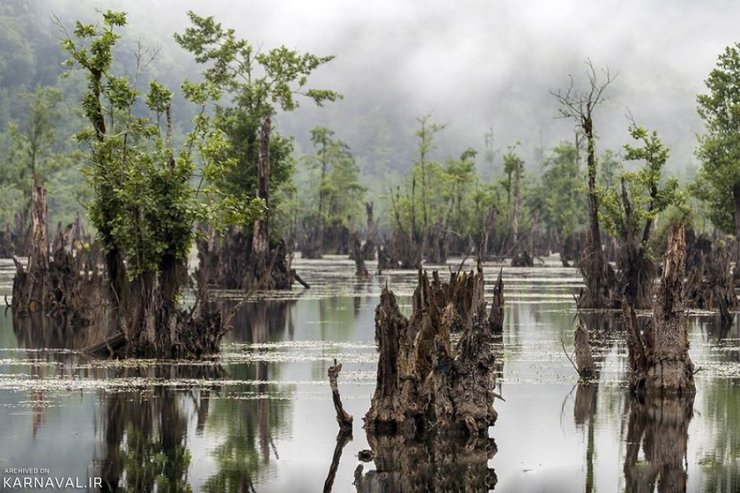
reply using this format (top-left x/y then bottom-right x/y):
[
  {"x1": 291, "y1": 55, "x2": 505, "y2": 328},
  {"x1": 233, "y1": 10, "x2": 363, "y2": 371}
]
[
  {"x1": 203, "y1": 299, "x2": 294, "y2": 492},
  {"x1": 354, "y1": 433, "x2": 497, "y2": 492},
  {"x1": 622, "y1": 396, "x2": 693, "y2": 493},
  {"x1": 97, "y1": 365, "x2": 222, "y2": 492}
]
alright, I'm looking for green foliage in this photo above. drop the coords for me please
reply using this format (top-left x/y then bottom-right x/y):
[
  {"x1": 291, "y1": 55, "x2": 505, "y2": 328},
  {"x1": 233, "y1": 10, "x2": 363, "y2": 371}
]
[
  {"x1": 694, "y1": 43, "x2": 740, "y2": 234},
  {"x1": 175, "y1": 12, "x2": 340, "y2": 234},
  {"x1": 537, "y1": 142, "x2": 587, "y2": 237},
  {"x1": 62, "y1": 11, "x2": 205, "y2": 279},
  {"x1": 599, "y1": 125, "x2": 682, "y2": 248}
]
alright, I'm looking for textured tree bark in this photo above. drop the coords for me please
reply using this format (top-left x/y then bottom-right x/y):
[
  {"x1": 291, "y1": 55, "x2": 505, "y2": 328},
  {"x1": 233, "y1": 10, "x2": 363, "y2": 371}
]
[
  {"x1": 574, "y1": 323, "x2": 596, "y2": 381},
  {"x1": 624, "y1": 224, "x2": 696, "y2": 399},
  {"x1": 365, "y1": 260, "x2": 498, "y2": 436}
]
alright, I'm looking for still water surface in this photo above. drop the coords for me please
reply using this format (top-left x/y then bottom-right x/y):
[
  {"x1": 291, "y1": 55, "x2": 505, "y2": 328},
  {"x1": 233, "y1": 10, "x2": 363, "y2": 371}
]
[{"x1": 0, "y1": 256, "x2": 738, "y2": 492}]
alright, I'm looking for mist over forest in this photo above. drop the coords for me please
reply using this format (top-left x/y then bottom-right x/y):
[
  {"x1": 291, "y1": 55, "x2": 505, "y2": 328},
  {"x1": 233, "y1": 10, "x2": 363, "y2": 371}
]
[{"x1": 9, "y1": 0, "x2": 739, "y2": 171}]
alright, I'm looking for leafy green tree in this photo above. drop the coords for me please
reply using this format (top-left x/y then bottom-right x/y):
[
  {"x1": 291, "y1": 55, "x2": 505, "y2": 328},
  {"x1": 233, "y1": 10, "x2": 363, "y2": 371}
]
[
  {"x1": 502, "y1": 149, "x2": 524, "y2": 246},
  {"x1": 694, "y1": 43, "x2": 740, "y2": 251},
  {"x1": 301, "y1": 127, "x2": 366, "y2": 252},
  {"x1": 538, "y1": 142, "x2": 587, "y2": 240},
  {"x1": 175, "y1": 12, "x2": 340, "y2": 238},
  {"x1": 600, "y1": 125, "x2": 681, "y2": 308},
  {"x1": 61, "y1": 11, "x2": 217, "y2": 355}
]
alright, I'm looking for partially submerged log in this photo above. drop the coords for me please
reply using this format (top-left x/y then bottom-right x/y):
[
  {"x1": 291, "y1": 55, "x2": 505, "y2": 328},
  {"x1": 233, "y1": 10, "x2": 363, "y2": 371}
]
[
  {"x1": 365, "y1": 260, "x2": 498, "y2": 437},
  {"x1": 623, "y1": 224, "x2": 695, "y2": 399}
]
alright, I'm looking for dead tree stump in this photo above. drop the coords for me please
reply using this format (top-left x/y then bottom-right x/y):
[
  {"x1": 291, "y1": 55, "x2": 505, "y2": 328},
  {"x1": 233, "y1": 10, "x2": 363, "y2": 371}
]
[
  {"x1": 623, "y1": 224, "x2": 695, "y2": 399},
  {"x1": 489, "y1": 268, "x2": 504, "y2": 333},
  {"x1": 574, "y1": 323, "x2": 596, "y2": 381},
  {"x1": 365, "y1": 260, "x2": 498, "y2": 437}
]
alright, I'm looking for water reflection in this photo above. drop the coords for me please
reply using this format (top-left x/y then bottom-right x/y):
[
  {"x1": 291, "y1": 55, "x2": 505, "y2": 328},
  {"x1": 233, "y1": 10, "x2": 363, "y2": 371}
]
[
  {"x1": 354, "y1": 433, "x2": 497, "y2": 492},
  {"x1": 98, "y1": 386, "x2": 193, "y2": 492},
  {"x1": 623, "y1": 396, "x2": 694, "y2": 493}
]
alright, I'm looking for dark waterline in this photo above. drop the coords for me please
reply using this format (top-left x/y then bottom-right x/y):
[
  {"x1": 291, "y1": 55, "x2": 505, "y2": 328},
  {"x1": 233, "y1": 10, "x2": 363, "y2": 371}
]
[{"x1": 0, "y1": 256, "x2": 738, "y2": 492}]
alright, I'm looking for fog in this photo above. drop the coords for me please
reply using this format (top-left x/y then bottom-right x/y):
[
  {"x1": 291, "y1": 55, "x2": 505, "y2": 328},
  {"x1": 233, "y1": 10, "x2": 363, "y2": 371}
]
[{"x1": 42, "y1": 0, "x2": 740, "y2": 176}]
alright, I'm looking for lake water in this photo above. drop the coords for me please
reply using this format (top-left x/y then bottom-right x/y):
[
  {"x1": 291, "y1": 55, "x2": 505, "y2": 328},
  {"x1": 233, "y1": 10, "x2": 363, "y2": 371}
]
[{"x1": 0, "y1": 256, "x2": 738, "y2": 492}]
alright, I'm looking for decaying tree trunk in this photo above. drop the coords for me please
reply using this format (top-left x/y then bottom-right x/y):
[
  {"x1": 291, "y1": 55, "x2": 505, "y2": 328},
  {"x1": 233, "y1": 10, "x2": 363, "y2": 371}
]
[
  {"x1": 365, "y1": 260, "x2": 498, "y2": 437},
  {"x1": 352, "y1": 234, "x2": 369, "y2": 278},
  {"x1": 361, "y1": 202, "x2": 378, "y2": 260},
  {"x1": 489, "y1": 268, "x2": 504, "y2": 333},
  {"x1": 574, "y1": 323, "x2": 596, "y2": 381},
  {"x1": 623, "y1": 224, "x2": 695, "y2": 399},
  {"x1": 685, "y1": 239, "x2": 737, "y2": 330},
  {"x1": 510, "y1": 250, "x2": 534, "y2": 267},
  {"x1": 12, "y1": 179, "x2": 227, "y2": 359}
]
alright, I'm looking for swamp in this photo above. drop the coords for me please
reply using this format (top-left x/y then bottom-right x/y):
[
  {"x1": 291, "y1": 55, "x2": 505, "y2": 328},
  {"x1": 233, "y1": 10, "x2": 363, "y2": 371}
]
[{"x1": 1, "y1": 1, "x2": 740, "y2": 492}]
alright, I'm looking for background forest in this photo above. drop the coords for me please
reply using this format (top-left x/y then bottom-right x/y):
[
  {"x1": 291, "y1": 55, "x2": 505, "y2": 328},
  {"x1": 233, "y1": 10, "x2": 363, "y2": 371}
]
[{"x1": 0, "y1": 0, "x2": 737, "y2": 265}]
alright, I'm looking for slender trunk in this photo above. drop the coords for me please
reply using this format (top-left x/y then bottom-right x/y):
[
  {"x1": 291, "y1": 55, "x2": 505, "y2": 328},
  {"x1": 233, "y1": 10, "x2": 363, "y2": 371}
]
[{"x1": 253, "y1": 116, "x2": 271, "y2": 257}]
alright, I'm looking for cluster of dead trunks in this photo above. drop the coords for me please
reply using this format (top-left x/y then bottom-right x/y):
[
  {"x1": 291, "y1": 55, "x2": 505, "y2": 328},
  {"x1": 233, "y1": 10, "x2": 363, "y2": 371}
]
[{"x1": 324, "y1": 261, "x2": 504, "y2": 492}]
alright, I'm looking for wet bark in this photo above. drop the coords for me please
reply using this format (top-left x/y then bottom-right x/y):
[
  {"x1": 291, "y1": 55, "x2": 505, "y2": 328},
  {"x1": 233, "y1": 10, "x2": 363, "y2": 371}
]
[
  {"x1": 624, "y1": 224, "x2": 695, "y2": 399},
  {"x1": 365, "y1": 260, "x2": 498, "y2": 437}
]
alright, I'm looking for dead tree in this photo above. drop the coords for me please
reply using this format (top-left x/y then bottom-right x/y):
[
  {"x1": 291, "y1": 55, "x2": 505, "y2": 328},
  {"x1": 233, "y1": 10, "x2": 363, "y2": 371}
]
[
  {"x1": 552, "y1": 60, "x2": 618, "y2": 309},
  {"x1": 327, "y1": 359, "x2": 353, "y2": 432},
  {"x1": 574, "y1": 323, "x2": 596, "y2": 381},
  {"x1": 623, "y1": 224, "x2": 695, "y2": 399},
  {"x1": 352, "y1": 233, "x2": 369, "y2": 278},
  {"x1": 489, "y1": 268, "x2": 505, "y2": 333},
  {"x1": 365, "y1": 260, "x2": 498, "y2": 437}
]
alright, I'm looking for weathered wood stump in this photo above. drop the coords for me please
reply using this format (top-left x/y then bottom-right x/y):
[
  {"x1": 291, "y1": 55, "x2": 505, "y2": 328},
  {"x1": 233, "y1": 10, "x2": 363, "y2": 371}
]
[
  {"x1": 623, "y1": 223, "x2": 695, "y2": 399},
  {"x1": 365, "y1": 259, "x2": 498, "y2": 437},
  {"x1": 489, "y1": 268, "x2": 504, "y2": 333},
  {"x1": 574, "y1": 323, "x2": 596, "y2": 381}
]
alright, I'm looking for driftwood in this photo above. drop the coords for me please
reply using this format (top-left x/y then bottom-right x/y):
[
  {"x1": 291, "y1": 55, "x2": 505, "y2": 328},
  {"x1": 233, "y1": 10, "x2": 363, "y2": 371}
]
[
  {"x1": 623, "y1": 224, "x2": 695, "y2": 399},
  {"x1": 365, "y1": 260, "x2": 498, "y2": 437}
]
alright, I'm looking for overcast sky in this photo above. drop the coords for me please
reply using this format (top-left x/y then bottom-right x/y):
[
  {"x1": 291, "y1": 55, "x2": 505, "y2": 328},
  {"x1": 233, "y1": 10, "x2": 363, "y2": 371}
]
[{"x1": 46, "y1": 0, "x2": 740, "y2": 175}]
